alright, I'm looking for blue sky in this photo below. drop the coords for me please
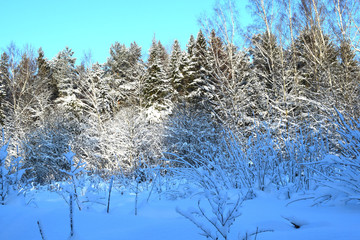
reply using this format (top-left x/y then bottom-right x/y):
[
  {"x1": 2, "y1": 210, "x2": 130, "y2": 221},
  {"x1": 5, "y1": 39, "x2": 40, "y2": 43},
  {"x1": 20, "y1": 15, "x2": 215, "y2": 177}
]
[{"x1": 0, "y1": 0, "x2": 250, "y2": 64}]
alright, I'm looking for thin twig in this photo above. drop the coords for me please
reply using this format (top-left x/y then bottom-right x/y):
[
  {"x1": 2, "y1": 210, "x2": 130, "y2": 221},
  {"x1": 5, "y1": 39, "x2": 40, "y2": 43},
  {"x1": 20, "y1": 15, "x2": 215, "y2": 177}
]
[{"x1": 37, "y1": 220, "x2": 46, "y2": 240}]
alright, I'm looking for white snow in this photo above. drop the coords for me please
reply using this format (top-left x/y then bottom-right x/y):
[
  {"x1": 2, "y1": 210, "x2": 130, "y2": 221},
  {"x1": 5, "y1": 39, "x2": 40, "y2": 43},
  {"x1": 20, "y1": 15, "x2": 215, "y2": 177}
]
[{"x1": 1, "y1": 186, "x2": 359, "y2": 240}]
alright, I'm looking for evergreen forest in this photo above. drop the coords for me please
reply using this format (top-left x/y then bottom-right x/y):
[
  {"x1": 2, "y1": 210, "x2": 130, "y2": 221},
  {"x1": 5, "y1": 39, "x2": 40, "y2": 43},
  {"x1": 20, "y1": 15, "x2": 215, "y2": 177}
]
[{"x1": 0, "y1": 0, "x2": 359, "y2": 199}]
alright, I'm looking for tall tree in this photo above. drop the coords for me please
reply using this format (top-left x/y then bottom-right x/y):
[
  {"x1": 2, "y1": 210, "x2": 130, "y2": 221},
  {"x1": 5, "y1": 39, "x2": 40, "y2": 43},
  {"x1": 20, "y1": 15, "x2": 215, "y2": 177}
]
[
  {"x1": 182, "y1": 31, "x2": 213, "y2": 106},
  {"x1": 167, "y1": 39, "x2": 184, "y2": 101},
  {"x1": 15, "y1": 51, "x2": 39, "y2": 123},
  {"x1": 106, "y1": 42, "x2": 143, "y2": 107},
  {"x1": 51, "y1": 47, "x2": 83, "y2": 119},
  {"x1": 3, "y1": 45, "x2": 41, "y2": 134},
  {"x1": 0, "y1": 53, "x2": 9, "y2": 125},
  {"x1": 142, "y1": 39, "x2": 170, "y2": 109},
  {"x1": 80, "y1": 63, "x2": 113, "y2": 125},
  {"x1": 337, "y1": 40, "x2": 360, "y2": 116},
  {"x1": 27, "y1": 48, "x2": 54, "y2": 127},
  {"x1": 208, "y1": 30, "x2": 228, "y2": 79}
]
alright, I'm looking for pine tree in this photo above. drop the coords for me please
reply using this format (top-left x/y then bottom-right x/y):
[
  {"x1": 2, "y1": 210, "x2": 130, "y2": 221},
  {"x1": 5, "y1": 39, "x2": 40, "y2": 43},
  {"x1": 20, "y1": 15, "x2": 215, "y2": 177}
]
[
  {"x1": 126, "y1": 42, "x2": 144, "y2": 106},
  {"x1": 106, "y1": 42, "x2": 130, "y2": 107},
  {"x1": 129, "y1": 42, "x2": 142, "y2": 66},
  {"x1": 36, "y1": 48, "x2": 53, "y2": 98}
]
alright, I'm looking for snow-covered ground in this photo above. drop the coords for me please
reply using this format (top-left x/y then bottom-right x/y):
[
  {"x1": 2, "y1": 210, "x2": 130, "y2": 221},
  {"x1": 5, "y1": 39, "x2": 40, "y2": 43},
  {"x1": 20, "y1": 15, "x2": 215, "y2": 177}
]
[{"x1": 1, "y1": 186, "x2": 359, "y2": 240}]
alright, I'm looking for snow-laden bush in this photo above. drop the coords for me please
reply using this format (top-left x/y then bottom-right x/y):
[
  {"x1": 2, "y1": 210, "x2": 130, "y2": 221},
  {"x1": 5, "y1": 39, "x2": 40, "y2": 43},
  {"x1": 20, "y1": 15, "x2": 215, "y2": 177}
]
[
  {"x1": 59, "y1": 146, "x2": 87, "y2": 209},
  {"x1": 22, "y1": 121, "x2": 72, "y2": 184},
  {"x1": 315, "y1": 111, "x2": 360, "y2": 203},
  {"x1": 335, "y1": 111, "x2": 360, "y2": 161},
  {"x1": 164, "y1": 104, "x2": 221, "y2": 166},
  {"x1": 0, "y1": 131, "x2": 27, "y2": 205},
  {"x1": 169, "y1": 121, "x2": 331, "y2": 197},
  {"x1": 166, "y1": 130, "x2": 254, "y2": 193},
  {"x1": 177, "y1": 189, "x2": 243, "y2": 240},
  {"x1": 279, "y1": 126, "x2": 329, "y2": 192},
  {"x1": 246, "y1": 126, "x2": 279, "y2": 191},
  {"x1": 177, "y1": 188, "x2": 270, "y2": 240},
  {"x1": 59, "y1": 146, "x2": 87, "y2": 238},
  {"x1": 76, "y1": 106, "x2": 165, "y2": 178}
]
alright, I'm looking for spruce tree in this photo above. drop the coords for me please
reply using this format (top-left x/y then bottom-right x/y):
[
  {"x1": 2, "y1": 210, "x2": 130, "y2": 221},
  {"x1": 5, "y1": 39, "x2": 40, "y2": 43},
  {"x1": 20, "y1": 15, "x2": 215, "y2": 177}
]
[
  {"x1": 250, "y1": 32, "x2": 282, "y2": 92},
  {"x1": 338, "y1": 40, "x2": 360, "y2": 116},
  {"x1": 107, "y1": 42, "x2": 130, "y2": 79},
  {"x1": 182, "y1": 31, "x2": 213, "y2": 106},
  {"x1": 249, "y1": 31, "x2": 289, "y2": 125},
  {"x1": 293, "y1": 27, "x2": 338, "y2": 108},
  {"x1": 106, "y1": 42, "x2": 131, "y2": 106},
  {"x1": 294, "y1": 27, "x2": 338, "y2": 93},
  {"x1": 81, "y1": 63, "x2": 112, "y2": 121},
  {"x1": 52, "y1": 47, "x2": 83, "y2": 119},
  {"x1": 157, "y1": 40, "x2": 169, "y2": 67},
  {"x1": 283, "y1": 26, "x2": 340, "y2": 137},
  {"x1": 14, "y1": 51, "x2": 38, "y2": 125},
  {"x1": 142, "y1": 39, "x2": 170, "y2": 109},
  {"x1": 36, "y1": 48, "x2": 51, "y2": 87},
  {"x1": 27, "y1": 48, "x2": 54, "y2": 125},
  {"x1": 127, "y1": 42, "x2": 144, "y2": 106},
  {"x1": 107, "y1": 42, "x2": 143, "y2": 107},
  {"x1": 94, "y1": 64, "x2": 113, "y2": 116},
  {"x1": 0, "y1": 53, "x2": 9, "y2": 125},
  {"x1": 193, "y1": 30, "x2": 213, "y2": 103},
  {"x1": 167, "y1": 40, "x2": 184, "y2": 101},
  {"x1": 181, "y1": 35, "x2": 197, "y2": 103},
  {"x1": 208, "y1": 30, "x2": 228, "y2": 79},
  {"x1": 207, "y1": 30, "x2": 240, "y2": 124}
]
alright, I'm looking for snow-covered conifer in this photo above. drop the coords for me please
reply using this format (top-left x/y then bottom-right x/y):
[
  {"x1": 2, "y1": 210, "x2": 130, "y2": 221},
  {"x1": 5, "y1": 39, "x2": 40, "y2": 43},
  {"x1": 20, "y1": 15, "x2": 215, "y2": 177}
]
[
  {"x1": 0, "y1": 131, "x2": 27, "y2": 205},
  {"x1": 0, "y1": 53, "x2": 9, "y2": 125},
  {"x1": 51, "y1": 47, "x2": 84, "y2": 119},
  {"x1": 107, "y1": 42, "x2": 143, "y2": 107},
  {"x1": 168, "y1": 40, "x2": 184, "y2": 102},
  {"x1": 142, "y1": 39, "x2": 170, "y2": 109},
  {"x1": 182, "y1": 31, "x2": 213, "y2": 106}
]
